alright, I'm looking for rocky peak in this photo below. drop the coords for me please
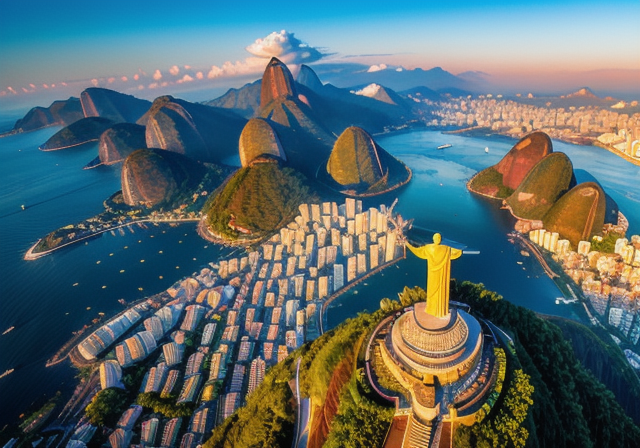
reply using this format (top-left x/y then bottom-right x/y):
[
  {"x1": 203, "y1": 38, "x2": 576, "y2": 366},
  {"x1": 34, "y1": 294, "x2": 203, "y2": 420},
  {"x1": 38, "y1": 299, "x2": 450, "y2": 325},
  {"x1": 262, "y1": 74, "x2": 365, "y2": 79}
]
[
  {"x1": 260, "y1": 57, "x2": 297, "y2": 109},
  {"x1": 297, "y1": 65, "x2": 323, "y2": 92}
]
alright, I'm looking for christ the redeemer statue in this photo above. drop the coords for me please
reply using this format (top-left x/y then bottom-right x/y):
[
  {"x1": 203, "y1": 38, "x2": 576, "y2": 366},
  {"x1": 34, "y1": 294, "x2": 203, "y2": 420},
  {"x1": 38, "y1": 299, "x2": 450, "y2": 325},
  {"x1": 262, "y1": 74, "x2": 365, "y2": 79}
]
[{"x1": 406, "y1": 233, "x2": 462, "y2": 319}]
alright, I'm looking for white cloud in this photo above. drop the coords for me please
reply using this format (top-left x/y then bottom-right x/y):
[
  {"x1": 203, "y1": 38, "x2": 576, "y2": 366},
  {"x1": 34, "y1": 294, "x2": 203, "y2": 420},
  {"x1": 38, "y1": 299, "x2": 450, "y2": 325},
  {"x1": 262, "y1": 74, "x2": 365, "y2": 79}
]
[
  {"x1": 7, "y1": 86, "x2": 17, "y2": 94},
  {"x1": 121, "y1": 76, "x2": 128, "y2": 82},
  {"x1": 353, "y1": 83, "x2": 381, "y2": 98},
  {"x1": 367, "y1": 63, "x2": 387, "y2": 73},
  {"x1": 246, "y1": 30, "x2": 324, "y2": 65},
  {"x1": 196, "y1": 71, "x2": 204, "y2": 80},
  {"x1": 153, "y1": 69, "x2": 163, "y2": 80},
  {"x1": 184, "y1": 65, "x2": 191, "y2": 70},
  {"x1": 107, "y1": 77, "x2": 115, "y2": 84},
  {"x1": 29, "y1": 83, "x2": 36, "y2": 89},
  {"x1": 169, "y1": 65, "x2": 180, "y2": 76},
  {"x1": 207, "y1": 58, "x2": 266, "y2": 79},
  {"x1": 91, "y1": 78, "x2": 99, "y2": 87},
  {"x1": 177, "y1": 74, "x2": 194, "y2": 83},
  {"x1": 133, "y1": 74, "x2": 140, "y2": 81}
]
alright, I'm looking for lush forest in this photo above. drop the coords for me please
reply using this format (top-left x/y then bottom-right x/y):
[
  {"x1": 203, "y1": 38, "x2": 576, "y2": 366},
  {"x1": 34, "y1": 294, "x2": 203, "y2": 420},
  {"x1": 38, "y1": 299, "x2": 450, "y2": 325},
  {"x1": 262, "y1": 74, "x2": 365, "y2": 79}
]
[
  {"x1": 202, "y1": 281, "x2": 640, "y2": 448},
  {"x1": 450, "y1": 280, "x2": 640, "y2": 448}
]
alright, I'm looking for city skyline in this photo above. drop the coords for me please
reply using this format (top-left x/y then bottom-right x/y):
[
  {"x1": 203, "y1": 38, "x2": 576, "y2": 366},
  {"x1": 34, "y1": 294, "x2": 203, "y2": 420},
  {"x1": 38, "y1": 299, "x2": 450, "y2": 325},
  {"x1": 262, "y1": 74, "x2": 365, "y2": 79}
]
[{"x1": 1, "y1": 0, "x2": 639, "y2": 110}]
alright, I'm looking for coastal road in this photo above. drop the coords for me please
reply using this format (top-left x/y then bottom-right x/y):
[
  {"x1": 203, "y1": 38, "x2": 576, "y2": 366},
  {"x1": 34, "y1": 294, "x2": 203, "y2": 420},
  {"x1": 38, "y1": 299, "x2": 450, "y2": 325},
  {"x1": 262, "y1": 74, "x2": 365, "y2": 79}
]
[{"x1": 292, "y1": 357, "x2": 310, "y2": 448}]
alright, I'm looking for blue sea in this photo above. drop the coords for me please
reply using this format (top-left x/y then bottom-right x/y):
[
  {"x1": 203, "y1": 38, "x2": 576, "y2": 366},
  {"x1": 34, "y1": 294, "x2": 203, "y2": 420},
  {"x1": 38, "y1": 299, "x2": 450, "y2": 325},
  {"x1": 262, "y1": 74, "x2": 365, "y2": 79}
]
[{"x1": 1, "y1": 124, "x2": 639, "y2": 426}]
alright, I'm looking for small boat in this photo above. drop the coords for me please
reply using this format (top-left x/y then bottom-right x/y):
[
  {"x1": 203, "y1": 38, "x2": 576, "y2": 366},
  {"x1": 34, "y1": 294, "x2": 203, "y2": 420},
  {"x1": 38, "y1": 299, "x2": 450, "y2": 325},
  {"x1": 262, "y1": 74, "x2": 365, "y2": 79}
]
[
  {"x1": 437, "y1": 144, "x2": 452, "y2": 150},
  {"x1": 485, "y1": 147, "x2": 489, "y2": 153},
  {"x1": 0, "y1": 368, "x2": 14, "y2": 379},
  {"x1": 2, "y1": 326, "x2": 15, "y2": 335}
]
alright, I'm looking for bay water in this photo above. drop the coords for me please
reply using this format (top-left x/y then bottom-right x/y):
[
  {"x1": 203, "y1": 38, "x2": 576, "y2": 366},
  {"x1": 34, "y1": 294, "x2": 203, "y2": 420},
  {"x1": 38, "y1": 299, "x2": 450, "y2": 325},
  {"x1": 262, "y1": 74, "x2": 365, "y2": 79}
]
[{"x1": 1, "y1": 124, "x2": 638, "y2": 426}]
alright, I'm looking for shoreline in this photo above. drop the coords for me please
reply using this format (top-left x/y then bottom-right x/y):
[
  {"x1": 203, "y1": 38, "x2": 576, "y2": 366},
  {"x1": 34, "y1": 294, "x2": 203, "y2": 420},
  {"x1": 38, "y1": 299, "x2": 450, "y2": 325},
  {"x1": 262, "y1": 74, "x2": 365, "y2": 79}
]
[
  {"x1": 319, "y1": 249, "x2": 406, "y2": 334},
  {"x1": 24, "y1": 216, "x2": 200, "y2": 260},
  {"x1": 593, "y1": 140, "x2": 640, "y2": 167}
]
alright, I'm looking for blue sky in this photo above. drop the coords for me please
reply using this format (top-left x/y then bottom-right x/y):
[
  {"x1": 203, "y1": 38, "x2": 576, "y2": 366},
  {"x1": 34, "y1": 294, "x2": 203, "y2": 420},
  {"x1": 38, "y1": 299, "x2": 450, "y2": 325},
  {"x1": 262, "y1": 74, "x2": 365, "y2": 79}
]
[{"x1": 1, "y1": 0, "x2": 639, "y2": 107}]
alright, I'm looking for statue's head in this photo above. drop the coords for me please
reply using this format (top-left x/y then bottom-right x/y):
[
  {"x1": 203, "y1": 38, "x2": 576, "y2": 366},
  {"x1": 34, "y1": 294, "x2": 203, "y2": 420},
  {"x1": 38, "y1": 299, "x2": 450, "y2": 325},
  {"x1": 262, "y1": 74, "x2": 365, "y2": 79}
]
[{"x1": 433, "y1": 233, "x2": 442, "y2": 244}]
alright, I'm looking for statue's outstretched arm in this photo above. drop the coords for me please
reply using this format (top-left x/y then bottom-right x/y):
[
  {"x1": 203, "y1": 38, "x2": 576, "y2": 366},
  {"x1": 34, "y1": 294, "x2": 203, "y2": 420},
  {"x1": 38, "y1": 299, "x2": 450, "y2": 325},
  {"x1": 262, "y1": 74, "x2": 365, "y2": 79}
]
[
  {"x1": 451, "y1": 247, "x2": 463, "y2": 260},
  {"x1": 406, "y1": 242, "x2": 427, "y2": 259}
]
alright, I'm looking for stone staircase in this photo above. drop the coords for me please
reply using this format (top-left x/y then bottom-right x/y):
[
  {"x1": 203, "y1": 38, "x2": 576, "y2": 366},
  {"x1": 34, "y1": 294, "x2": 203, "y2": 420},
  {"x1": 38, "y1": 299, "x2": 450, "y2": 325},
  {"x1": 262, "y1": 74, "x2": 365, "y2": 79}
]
[{"x1": 402, "y1": 414, "x2": 434, "y2": 448}]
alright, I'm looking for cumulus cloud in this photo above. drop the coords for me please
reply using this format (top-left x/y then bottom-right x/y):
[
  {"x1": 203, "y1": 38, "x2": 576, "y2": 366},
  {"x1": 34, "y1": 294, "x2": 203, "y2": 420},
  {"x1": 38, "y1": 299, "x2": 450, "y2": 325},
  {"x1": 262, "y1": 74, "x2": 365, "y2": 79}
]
[
  {"x1": 207, "y1": 58, "x2": 265, "y2": 79},
  {"x1": 133, "y1": 74, "x2": 139, "y2": 81},
  {"x1": 177, "y1": 74, "x2": 194, "y2": 83},
  {"x1": 169, "y1": 65, "x2": 180, "y2": 76},
  {"x1": 196, "y1": 71, "x2": 203, "y2": 80},
  {"x1": 7, "y1": 87, "x2": 17, "y2": 94},
  {"x1": 121, "y1": 76, "x2": 128, "y2": 82},
  {"x1": 91, "y1": 78, "x2": 99, "y2": 87},
  {"x1": 107, "y1": 77, "x2": 115, "y2": 83},
  {"x1": 246, "y1": 30, "x2": 324, "y2": 65},
  {"x1": 153, "y1": 69, "x2": 162, "y2": 81},
  {"x1": 353, "y1": 83, "x2": 381, "y2": 98},
  {"x1": 29, "y1": 83, "x2": 36, "y2": 89},
  {"x1": 367, "y1": 63, "x2": 387, "y2": 73}
]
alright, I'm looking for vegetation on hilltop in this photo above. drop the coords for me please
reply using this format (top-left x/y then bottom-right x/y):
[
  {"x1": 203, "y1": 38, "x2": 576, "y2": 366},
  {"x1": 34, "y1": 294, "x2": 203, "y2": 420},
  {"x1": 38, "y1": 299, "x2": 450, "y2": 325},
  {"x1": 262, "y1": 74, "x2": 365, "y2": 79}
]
[
  {"x1": 204, "y1": 160, "x2": 315, "y2": 240},
  {"x1": 40, "y1": 117, "x2": 115, "y2": 150},
  {"x1": 543, "y1": 181, "x2": 607, "y2": 247},
  {"x1": 450, "y1": 280, "x2": 640, "y2": 448},
  {"x1": 468, "y1": 166, "x2": 514, "y2": 199},
  {"x1": 504, "y1": 152, "x2": 575, "y2": 220}
]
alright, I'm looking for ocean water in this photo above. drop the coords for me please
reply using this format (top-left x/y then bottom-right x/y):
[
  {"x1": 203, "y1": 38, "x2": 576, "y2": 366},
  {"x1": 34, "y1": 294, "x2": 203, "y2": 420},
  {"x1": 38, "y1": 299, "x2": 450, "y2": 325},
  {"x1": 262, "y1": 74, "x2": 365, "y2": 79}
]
[{"x1": 1, "y1": 126, "x2": 639, "y2": 426}]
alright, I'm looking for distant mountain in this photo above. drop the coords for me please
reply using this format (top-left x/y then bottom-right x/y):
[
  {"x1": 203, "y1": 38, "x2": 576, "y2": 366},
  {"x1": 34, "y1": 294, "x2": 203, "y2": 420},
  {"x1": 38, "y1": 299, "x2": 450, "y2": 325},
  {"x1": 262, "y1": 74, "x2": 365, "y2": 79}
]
[
  {"x1": 313, "y1": 63, "x2": 474, "y2": 92},
  {"x1": 297, "y1": 64, "x2": 324, "y2": 92},
  {"x1": 39, "y1": 117, "x2": 115, "y2": 151},
  {"x1": 80, "y1": 87, "x2": 151, "y2": 123},
  {"x1": 203, "y1": 80, "x2": 261, "y2": 118},
  {"x1": 399, "y1": 86, "x2": 443, "y2": 102},
  {"x1": 1, "y1": 97, "x2": 84, "y2": 136},
  {"x1": 143, "y1": 95, "x2": 247, "y2": 164},
  {"x1": 566, "y1": 87, "x2": 598, "y2": 98}
]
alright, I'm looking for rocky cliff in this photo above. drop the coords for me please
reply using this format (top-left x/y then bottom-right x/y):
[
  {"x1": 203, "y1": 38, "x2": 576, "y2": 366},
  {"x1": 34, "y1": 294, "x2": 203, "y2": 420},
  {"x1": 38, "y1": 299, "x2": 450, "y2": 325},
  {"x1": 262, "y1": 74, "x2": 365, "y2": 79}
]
[
  {"x1": 144, "y1": 96, "x2": 246, "y2": 164},
  {"x1": 121, "y1": 148, "x2": 206, "y2": 208},
  {"x1": 80, "y1": 87, "x2": 151, "y2": 123}
]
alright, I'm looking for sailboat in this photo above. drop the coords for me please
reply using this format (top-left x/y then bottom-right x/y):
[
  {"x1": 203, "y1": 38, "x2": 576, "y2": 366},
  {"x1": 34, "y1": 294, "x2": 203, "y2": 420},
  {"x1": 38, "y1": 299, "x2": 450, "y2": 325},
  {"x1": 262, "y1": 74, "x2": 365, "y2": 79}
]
[{"x1": 485, "y1": 147, "x2": 489, "y2": 153}]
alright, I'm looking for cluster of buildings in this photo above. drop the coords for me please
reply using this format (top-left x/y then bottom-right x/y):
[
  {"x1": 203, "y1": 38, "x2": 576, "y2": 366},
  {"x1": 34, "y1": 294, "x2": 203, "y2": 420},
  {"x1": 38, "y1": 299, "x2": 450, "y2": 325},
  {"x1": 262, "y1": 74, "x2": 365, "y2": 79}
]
[
  {"x1": 411, "y1": 93, "x2": 640, "y2": 153},
  {"x1": 528, "y1": 228, "x2": 640, "y2": 350},
  {"x1": 71, "y1": 198, "x2": 404, "y2": 448}
]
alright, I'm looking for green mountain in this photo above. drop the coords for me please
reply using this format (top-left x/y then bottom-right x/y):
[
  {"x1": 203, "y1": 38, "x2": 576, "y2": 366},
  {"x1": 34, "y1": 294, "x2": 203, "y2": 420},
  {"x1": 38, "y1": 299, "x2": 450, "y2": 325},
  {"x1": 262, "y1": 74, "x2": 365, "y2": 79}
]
[
  {"x1": 80, "y1": 87, "x2": 151, "y2": 123},
  {"x1": 504, "y1": 152, "x2": 576, "y2": 220},
  {"x1": 3, "y1": 97, "x2": 83, "y2": 135},
  {"x1": 238, "y1": 118, "x2": 286, "y2": 167},
  {"x1": 39, "y1": 116, "x2": 115, "y2": 151},
  {"x1": 121, "y1": 148, "x2": 207, "y2": 208},
  {"x1": 468, "y1": 131, "x2": 553, "y2": 198},
  {"x1": 143, "y1": 95, "x2": 247, "y2": 164},
  {"x1": 543, "y1": 181, "x2": 607, "y2": 247},
  {"x1": 323, "y1": 126, "x2": 411, "y2": 196},
  {"x1": 203, "y1": 159, "x2": 314, "y2": 242}
]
